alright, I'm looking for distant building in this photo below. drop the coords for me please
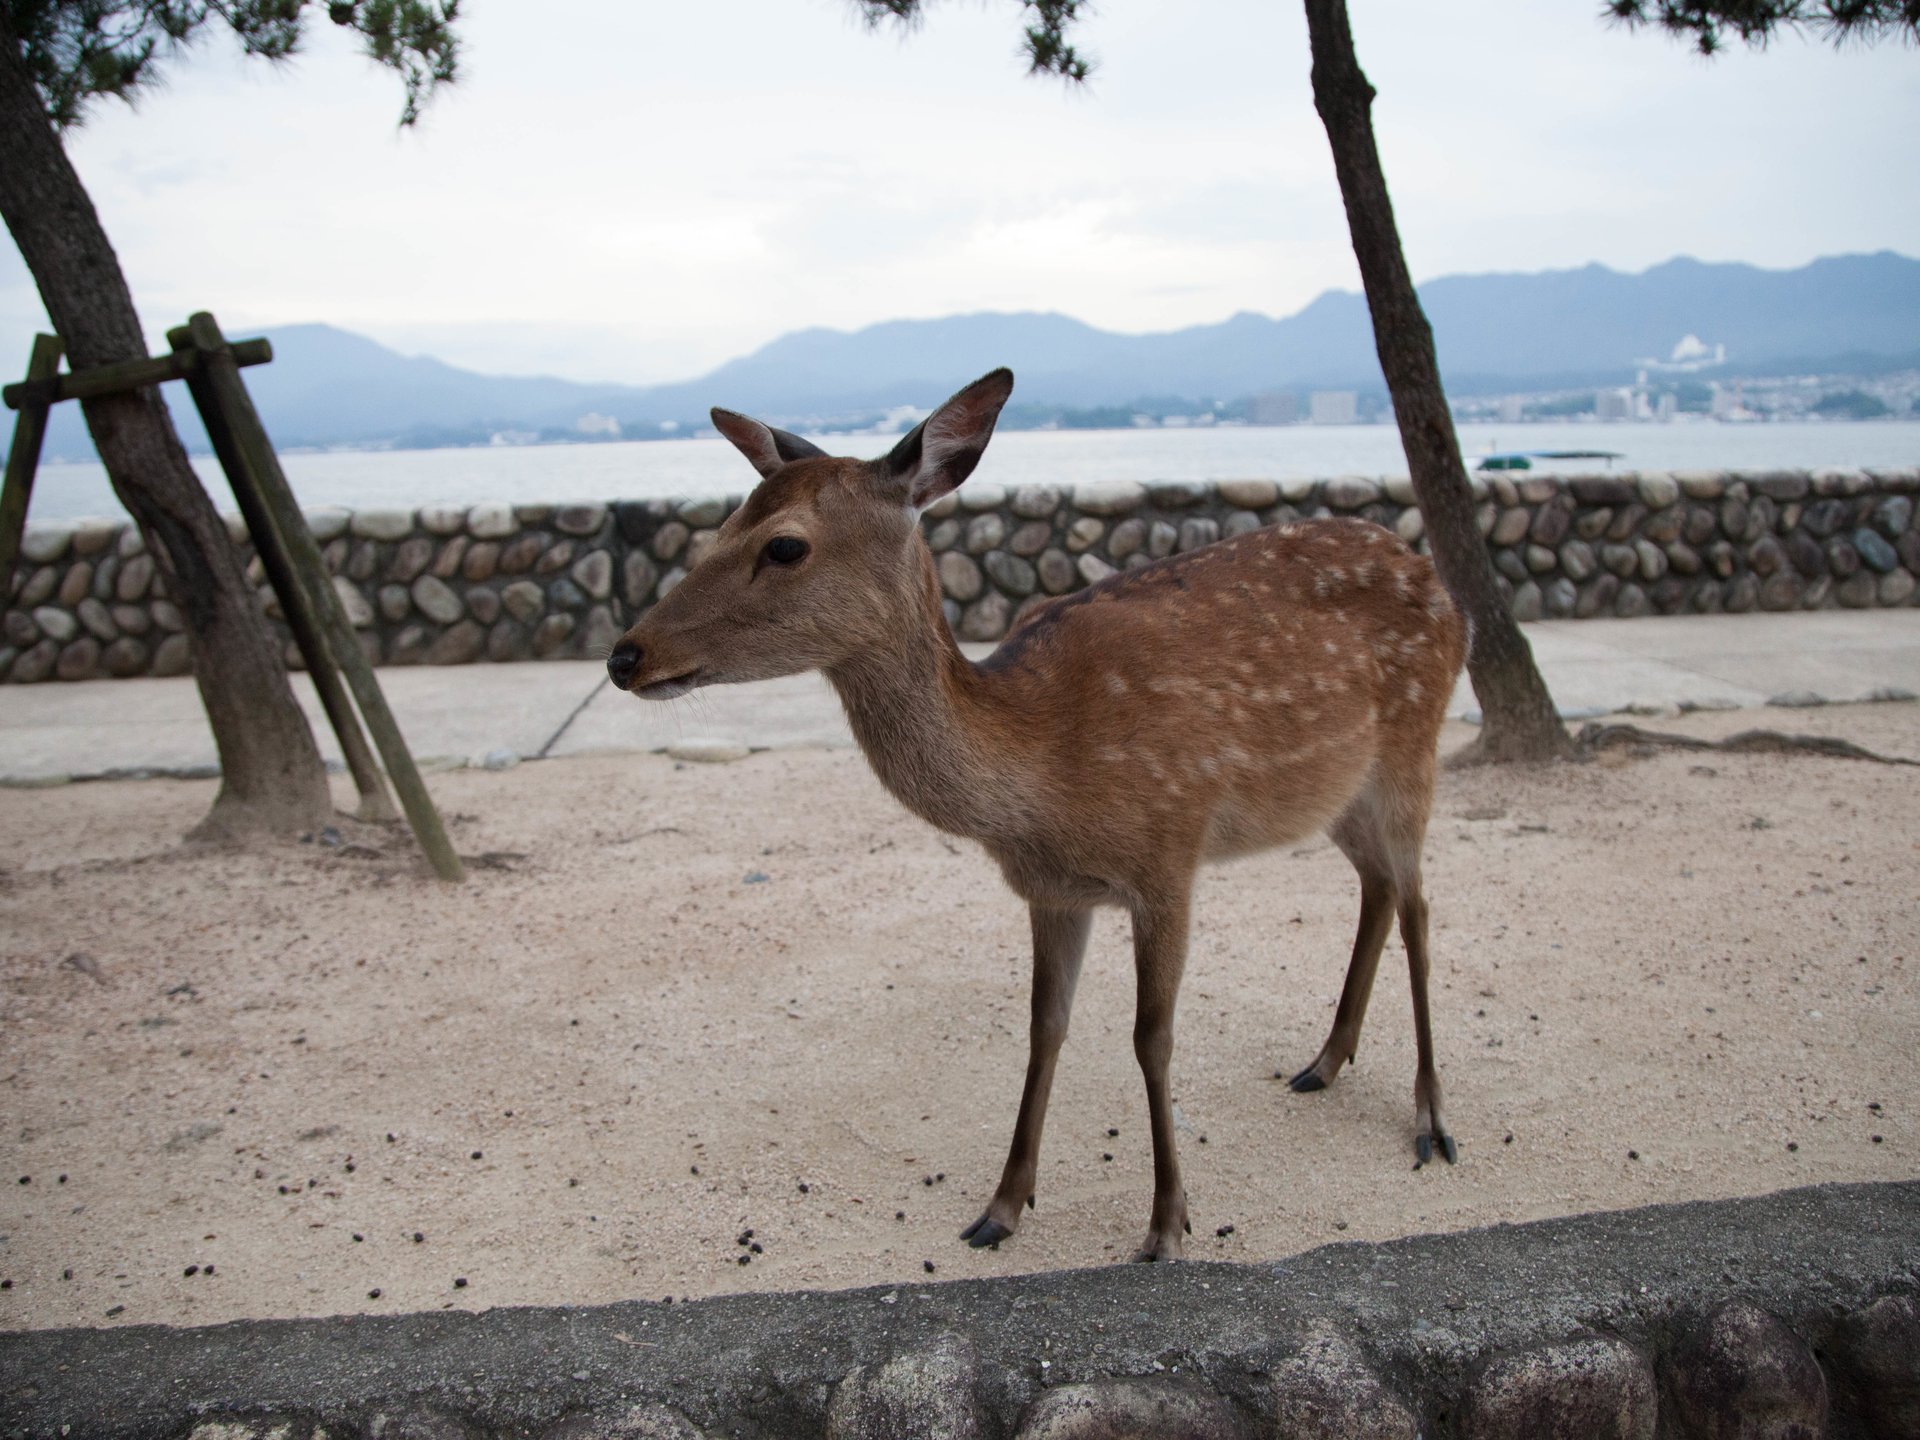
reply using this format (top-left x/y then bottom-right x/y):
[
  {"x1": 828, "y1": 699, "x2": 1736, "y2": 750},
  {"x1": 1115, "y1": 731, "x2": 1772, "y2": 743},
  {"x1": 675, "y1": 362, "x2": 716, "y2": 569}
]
[
  {"x1": 1309, "y1": 390, "x2": 1358, "y2": 425},
  {"x1": 1249, "y1": 391, "x2": 1299, "y2": 425},
  {"x1": 574, "y1": 412, "x2": 622, "y2": 437},
  {"x1": 1498, "y1": 395, "x2": 1525, "y2": 424},
  {"x1": 1594, "y1": 388, "x2": 1634, "y2": 421}
]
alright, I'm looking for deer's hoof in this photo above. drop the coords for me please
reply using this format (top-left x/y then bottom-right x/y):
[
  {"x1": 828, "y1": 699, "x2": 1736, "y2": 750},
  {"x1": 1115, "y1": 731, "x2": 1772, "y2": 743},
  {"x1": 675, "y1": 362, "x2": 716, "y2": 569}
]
[
  {"x1": 1414, "y1": 1129, "x2": 1458, "y2": 1168},
  {"x1": 960, "y1": 1214, "x2": 1013, "y2": 1249},
  {"x1": 1129, "y1": 1234, "x2": 1185, "y2": 1264},
  {"x1": 1285, "y1": 1065, "x2": 1328, "y2": 1093}
]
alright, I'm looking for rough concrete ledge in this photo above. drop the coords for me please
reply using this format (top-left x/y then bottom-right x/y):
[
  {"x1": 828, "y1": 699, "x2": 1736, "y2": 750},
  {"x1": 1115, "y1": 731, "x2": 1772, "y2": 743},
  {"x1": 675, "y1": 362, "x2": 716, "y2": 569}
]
[{"x1": 3, "y1": 1181, "x2": 1916, "y2": 1439}]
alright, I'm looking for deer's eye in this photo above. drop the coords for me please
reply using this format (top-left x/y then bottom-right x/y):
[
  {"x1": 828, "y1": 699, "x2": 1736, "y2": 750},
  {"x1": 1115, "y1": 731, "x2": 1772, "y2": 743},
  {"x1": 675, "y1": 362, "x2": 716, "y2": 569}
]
[{"x1": 763, "y1": 536, "x2": 809, "y2": 566}]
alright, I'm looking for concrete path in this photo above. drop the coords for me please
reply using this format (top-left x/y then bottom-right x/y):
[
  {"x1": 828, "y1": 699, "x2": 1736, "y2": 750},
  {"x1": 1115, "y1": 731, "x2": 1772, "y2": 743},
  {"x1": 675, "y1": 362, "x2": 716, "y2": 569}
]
[{"x1": 1, "y1": 610, "x2": 1916, "y2": 784}]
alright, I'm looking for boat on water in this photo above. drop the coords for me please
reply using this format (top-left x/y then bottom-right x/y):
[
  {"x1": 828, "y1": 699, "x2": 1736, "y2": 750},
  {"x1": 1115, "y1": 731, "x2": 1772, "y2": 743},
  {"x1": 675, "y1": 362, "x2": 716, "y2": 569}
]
[{"x1": 1476, "y1": 449, "x2": 1625, "y2": 472}]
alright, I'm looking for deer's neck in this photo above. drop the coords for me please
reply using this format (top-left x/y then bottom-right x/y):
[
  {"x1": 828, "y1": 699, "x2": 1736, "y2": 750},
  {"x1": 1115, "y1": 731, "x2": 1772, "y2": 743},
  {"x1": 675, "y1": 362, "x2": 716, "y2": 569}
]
[{"x1": 824, "y1": 553, "x2": 1027, "y2": 843}]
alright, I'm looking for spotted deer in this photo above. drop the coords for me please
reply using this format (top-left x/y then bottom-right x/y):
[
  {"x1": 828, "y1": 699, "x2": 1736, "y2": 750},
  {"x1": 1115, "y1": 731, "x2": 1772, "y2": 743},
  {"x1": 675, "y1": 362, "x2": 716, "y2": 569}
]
[{"x1": 606, "y1": 369, "x2": 1468, "y2": 1261}]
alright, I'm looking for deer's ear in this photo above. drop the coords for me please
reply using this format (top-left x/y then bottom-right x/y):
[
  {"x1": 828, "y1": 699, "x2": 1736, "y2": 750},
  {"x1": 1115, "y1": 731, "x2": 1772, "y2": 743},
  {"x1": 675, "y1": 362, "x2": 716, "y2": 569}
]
[
  {"x1": 881, "y1": 368, "x2": 1013, "y2": 510},
  {"x1": 711, "y1": 408, "x2": 829, "y2": 481}
]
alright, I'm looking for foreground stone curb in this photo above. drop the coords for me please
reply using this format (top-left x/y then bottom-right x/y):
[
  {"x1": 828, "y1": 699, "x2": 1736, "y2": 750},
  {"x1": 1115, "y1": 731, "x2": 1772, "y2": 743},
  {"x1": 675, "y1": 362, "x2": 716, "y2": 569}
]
[{"x1": 2, "y1": 1181, "x2": 1916, "y2": 1439}]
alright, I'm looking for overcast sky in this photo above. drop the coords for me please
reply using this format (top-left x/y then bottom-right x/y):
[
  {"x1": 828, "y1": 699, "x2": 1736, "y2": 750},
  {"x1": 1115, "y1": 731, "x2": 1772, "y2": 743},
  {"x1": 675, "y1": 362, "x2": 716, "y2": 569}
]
[{"x1": 4, "y1": 0, "x2": 1916, "y2": 386}]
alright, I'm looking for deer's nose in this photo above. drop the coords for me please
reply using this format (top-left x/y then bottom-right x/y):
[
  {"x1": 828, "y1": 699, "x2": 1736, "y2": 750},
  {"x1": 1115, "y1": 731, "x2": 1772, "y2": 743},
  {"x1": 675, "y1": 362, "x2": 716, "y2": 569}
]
[{"x1": 607, "y1": 640, "x2": 642, "y2": 690}]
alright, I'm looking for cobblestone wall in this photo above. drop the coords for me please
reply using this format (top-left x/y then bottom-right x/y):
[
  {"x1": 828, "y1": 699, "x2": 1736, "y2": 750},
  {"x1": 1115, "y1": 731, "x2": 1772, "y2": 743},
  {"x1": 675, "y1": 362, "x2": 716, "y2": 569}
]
[{"x1": 4, "y1": 466, "x2": 1916, "y2": 683}]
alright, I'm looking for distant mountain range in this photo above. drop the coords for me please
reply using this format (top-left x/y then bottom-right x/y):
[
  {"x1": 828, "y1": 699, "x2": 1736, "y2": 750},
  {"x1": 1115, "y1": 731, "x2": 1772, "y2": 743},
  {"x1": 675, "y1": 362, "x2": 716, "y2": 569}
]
[{"x1": 31, "y1": 250, "x2": 1920, "y2": 460}]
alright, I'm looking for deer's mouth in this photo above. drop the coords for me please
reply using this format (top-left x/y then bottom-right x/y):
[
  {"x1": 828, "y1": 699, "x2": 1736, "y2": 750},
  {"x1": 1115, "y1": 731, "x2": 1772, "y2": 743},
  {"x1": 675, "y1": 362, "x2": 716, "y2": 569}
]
[{"x1": 635, "y1": 668, "x2": 703, "y2": 700}]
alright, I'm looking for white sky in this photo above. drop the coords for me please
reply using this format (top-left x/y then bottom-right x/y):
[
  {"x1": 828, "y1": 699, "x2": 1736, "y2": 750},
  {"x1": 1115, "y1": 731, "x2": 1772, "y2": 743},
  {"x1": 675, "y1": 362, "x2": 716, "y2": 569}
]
[{"x1": 3, "y1": 0, "x2": 1916, "y2": 386}]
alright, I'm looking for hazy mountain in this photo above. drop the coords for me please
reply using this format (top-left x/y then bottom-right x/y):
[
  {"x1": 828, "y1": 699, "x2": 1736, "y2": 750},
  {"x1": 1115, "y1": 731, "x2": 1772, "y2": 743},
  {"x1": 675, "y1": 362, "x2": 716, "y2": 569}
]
[{"x1": 29, "y1": 250, "x2": 1920, "y2": 460}]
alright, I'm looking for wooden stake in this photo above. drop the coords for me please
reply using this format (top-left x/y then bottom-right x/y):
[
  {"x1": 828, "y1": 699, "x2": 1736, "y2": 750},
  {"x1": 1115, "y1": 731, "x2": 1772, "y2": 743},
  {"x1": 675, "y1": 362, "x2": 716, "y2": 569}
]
[
  {"x1": 169, "y1": 331, "x2": 399, "y2": 824},
  {"x1": 0, "y1": 334, "x2": 63, "y2": 597},
  {"x1": 177, "y1": 313, "x2": 464, "y2": 882},
  {"x1": 1, "y1": 339, "x2": 268, "y2": 411}
]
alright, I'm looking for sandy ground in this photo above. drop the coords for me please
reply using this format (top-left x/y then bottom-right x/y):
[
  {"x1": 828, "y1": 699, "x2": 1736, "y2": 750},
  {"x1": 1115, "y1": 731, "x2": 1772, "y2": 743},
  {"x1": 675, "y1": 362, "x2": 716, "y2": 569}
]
[{"x1": 1, "y1": 703, "x2": 1916, "y2": 1332}]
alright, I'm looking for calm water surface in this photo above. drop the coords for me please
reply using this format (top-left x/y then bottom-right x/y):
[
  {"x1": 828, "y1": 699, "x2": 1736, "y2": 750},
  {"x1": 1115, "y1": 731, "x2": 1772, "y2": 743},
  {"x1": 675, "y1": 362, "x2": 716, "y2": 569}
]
[{"x1": 24, "y1": 420, "x2": 1920, "y2": 522}]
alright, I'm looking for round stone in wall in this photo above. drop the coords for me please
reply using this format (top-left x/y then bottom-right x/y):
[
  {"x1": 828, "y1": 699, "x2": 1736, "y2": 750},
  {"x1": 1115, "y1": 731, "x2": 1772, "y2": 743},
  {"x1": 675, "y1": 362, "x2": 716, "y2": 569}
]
[
  {"x1": 959, "y1": 592, "x2": 1010, "y2": 641},
  {"x1": 1008, "y1": 520, "x2": 1052, "y2": 557},
  {"x1": 388, "y1": 536, "x2": 434, "y2": 585},
  {"x1": 583, "y1": 606, "x2": 622, "y2": 658},
  {"x1": 19, "y1": 566, "x2": 58, "y2": 607},
  {"x1": 571, "y1": 551, "x2": 614, "y2": 601},
  {"x1": 1216, "y1": 479, "x2": 1279, "y2": 509},
  {"x1": 533, "y1": 613, "x2": 576, "y2": 657},
  {"x1": 651, "y1": 521, "x2": 690, "y2": 561},
  {"x1": 1147, "y1": 480, "x2": 1206, "y2": 508},
  {"x1": 55, "y1": 638, "x2": 100, "y2": 681},
  {"x1": 331, "y1": 575, "x2": 374, "y2": 628},
  {"x1": 1036, "y1": 549, "x2": 1075, "y2": 594},
  {"x1": 10, "y1": 639, "x2": 57, "y2": 683},
  {"x1": 499, "y1": 532, "x2": 546, "y2": 576},
  {"x1": 1008, "y1": 485, "x2": 1060, "y2": 519},
  {"x1": 1223, "y1": 509, "x2": 1263, "y2": 538},
  {"x1": 463, "y1": 542, "x2": 502, "y2": 583},
  {"x1": 350, "y1": 508, "x2": 415, "y2": 541},
  {"x1": 152, "y1": 633, "x2": 192, "y2": 676},
  {"x1": 503, "y1": 580, "x2": 545, "y2": 623},
  {"x1": 554, "y1": 503, "x2": 608, "y2": 537},
  {"x1": 1108, "y1": 518, "x2": 1148, "y2": 560},
  {"x1": 76, "y1": 597, "x2": 116, "y2": 641},
  {"x1": 621, "y1": 554, "x2": 657, "y2": 609},
  {"x1": 425, "y1": 621, "x2": 486, "y2": 665},
  {"x1": 1064, "y1": 517, "x2": 1104, "y2": 554},
  {"x1": 938, "y1": 551, "x2": 983, "y2": 602},
  {"x1": 1178, "y1": 517, "x2": 1220, "y2": 552},
  {"x1": 57, "y1": 563, "x2": 92, "y2": 608},
  {"x1": 418, "y1": 505, "x2": 466, "y2": 536},
  {"x1": 965, "y1": 513, "x2": 1007, "y2": 555},
  {"x1": 31, "y1": 606, "x2": 77, "y2": 643},
  {"x1": 117, "y1": 554, "x2": 155, "y2": 601},
  {"x1": 1077, "y1": 553, "x2": 1116, "y2": 585},
  {"x1": 1325, "y1": 476, "x2": 1383, "y2": 511},
  {"x1": 466, "y1": 502, "x2": 516, "y2": 539},
  {"x1": 983, "y1": 551, "x2": 1037, "y2": 597},
  {"x1": 20, "y1": 523, "x2": 73, "y2": 564},
  {"x1": 102, "y1": 637, "x2": 149, "y2": 677},
  {"x1": 411, "y1": 576, "x2": 463, "y2": 625},
  {"x1": 1071, "y1": 481, "x2": 1146, "y2": 516}
]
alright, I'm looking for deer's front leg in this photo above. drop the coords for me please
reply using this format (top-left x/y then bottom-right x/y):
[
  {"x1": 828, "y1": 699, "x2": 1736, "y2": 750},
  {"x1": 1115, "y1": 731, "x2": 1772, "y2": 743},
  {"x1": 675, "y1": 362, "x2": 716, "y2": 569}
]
[
  {"x1": 1129, "y1": 891, "x2": 1192, "y2": 1262},
  {"x1": 961, "y1": 904, "x2": 1091, "y2": 1249}
]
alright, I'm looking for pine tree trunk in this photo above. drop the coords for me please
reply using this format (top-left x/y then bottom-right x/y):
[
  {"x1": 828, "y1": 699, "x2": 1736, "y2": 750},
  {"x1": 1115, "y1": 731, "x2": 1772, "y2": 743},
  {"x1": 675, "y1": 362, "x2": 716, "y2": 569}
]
[
  {"x1": 1302, "y1": 0, "x2": 1571, "y2": 764},
  {"x1": 0, "y1": 22, "x2": 333, "y2": 837}
]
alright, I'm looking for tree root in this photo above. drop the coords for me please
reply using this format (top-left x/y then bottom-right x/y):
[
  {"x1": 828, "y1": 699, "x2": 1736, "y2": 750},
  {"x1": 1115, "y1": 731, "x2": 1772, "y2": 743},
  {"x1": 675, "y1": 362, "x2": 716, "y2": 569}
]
[{"x1": 1574, "y1": 722, "x2": 1920, "y2": 767}]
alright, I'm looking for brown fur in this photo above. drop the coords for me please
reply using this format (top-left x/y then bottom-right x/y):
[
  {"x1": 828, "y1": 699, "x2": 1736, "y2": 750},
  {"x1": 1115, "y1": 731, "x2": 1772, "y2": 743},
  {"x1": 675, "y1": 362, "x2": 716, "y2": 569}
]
[{"x1": 611, "y1": 371, "x2": 1467, "y2": 1261}]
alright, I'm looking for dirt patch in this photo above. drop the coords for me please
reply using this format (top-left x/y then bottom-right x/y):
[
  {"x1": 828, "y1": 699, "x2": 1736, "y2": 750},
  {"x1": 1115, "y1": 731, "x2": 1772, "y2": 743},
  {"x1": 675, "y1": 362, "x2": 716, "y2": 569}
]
[{"x1": 1, "y1": 703, "x2": 1914, "y2": 1330}]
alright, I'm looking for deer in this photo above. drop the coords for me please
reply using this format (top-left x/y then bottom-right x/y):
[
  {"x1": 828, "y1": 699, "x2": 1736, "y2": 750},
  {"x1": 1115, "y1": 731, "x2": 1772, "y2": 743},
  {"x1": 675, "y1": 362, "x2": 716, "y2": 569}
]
[{"x1": 605, "y1": 369, "x2": 1469, "y2": 1262}]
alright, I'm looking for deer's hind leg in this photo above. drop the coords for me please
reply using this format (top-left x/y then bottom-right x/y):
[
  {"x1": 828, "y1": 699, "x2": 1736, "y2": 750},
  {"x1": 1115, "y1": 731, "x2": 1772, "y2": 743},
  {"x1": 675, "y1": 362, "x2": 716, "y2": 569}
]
[{"x1": 1285, "y1": 795, "x2": 1398, "y2": 1095}]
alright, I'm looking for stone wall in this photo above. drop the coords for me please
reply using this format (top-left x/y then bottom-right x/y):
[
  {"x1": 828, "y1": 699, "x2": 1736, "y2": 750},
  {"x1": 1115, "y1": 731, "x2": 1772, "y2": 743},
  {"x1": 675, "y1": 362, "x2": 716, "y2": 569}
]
[
  {"x1": 1, "y1": 1181, "x2": 1915, "y2": 1438},
  {"x1": 5, "y1": 466, "x2": 1916, "y2": 684}
]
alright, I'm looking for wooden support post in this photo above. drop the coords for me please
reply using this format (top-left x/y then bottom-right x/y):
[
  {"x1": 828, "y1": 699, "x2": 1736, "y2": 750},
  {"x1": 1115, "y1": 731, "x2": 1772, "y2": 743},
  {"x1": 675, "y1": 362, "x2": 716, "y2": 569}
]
[
  {"x1": 168, "y1": 331, "x2": 399, "y2": 824},
  {"x1": 175, "y1": 312, "x2": 463, "y2": 883},
  {"x1": 0, "y1": 334, "x2": 64, "y2": 596},
  {"x1": 1, "y1": 339, "x2": 268, "y2": 411}
]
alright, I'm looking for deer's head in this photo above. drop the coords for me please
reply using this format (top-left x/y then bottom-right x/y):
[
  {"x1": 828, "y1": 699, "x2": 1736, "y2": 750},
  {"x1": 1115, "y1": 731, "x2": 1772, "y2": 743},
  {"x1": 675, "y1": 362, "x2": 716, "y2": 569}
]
[{"x1": 607, "y1": 368, "x2": 1013, "y2": 697}]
